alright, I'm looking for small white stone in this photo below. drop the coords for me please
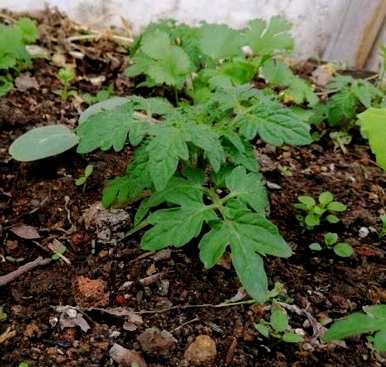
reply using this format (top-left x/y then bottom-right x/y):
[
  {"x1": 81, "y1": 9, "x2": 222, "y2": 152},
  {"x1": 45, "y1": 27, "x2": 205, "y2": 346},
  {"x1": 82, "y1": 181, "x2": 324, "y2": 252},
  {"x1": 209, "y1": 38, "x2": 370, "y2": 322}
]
[{"x1": 359, "y1": 227, "x2": 369, "y2": 238}]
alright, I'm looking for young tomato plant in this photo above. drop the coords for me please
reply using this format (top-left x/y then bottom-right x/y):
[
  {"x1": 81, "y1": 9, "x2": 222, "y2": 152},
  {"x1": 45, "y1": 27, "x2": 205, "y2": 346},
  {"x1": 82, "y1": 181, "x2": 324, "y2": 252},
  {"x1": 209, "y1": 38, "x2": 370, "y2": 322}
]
[
  {"x1": 294, "y1": 191, "x2": 346, "y2": 230},
  {"x1": 9, "y1": 17, "x2": 317, "y2": 303}
]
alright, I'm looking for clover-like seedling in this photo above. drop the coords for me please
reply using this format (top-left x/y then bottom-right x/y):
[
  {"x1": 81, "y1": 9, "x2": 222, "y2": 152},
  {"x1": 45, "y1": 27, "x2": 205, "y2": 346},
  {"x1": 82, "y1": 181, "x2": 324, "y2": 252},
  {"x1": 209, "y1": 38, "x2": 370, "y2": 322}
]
[
  {"x1": 56, "y1": 67, "x2": 76, "y2": 101},
  {"x1": 294, "y1": 191, "x2": 346, "y2": 230},
  {"x1": 310, "y1": 232, "x2": 353, "y2": 257},
  {"x1": 255, "y1": 301, "x2": 303, "y2": 343},
  {"x1": 75, "y1": 164, "x2": 94, "y2": 191}
]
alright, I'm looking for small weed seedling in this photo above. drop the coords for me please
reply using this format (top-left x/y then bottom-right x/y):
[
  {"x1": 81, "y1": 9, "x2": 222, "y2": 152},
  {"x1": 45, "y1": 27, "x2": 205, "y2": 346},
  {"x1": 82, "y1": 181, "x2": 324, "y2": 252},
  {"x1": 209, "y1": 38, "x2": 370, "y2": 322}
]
[
  {"x1": 324, "y1": 304, "x2": 386, "y2": 353},
  {"x1": 329, "y1": 131, "x2": 352, "y2": 154},
  {"x1": 294, "y1": 191, "x2": 347, "y2": 230},
  {"x1": 75, "y1": 164, "x2": 94, "y2": 191},
  {"x1": 83, "y1": 85, "x2": 114, "y2": 105},
  {"x1": 18, "y1": 363, "x2": 30, "y2": 367},
  {"x1": 255, "y1": 301, "x2": 303, "y2": 343},
  {"x1": 56, "y1": 67, "x2": 76, "y2": 101},
  {"x1": 379, "y1": 214, "x2": 386, "y2": 238},
  {"x1": 310, "y1": 232, "x2": 353, "y2": 257}
]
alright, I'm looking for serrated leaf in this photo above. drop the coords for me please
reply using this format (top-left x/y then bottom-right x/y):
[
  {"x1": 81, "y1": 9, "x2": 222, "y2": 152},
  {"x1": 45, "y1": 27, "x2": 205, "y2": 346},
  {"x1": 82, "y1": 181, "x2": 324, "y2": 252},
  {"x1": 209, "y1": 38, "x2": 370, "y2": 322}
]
[
  {"x1": 198, "y1": 24, "x2": 243, "y2": 60},
  {"x1": 237, "y1": 100, "x2": 312, "y2": 145},
  {"x1": 102, "y1": 145, "x2": 151, "y2": 207},
  {"x1": 213, "y1": 84, "x2": 259, "y2": 111},
  {"x1": 199, "y1": 224, "x2": 229, "y2": 268},
  {"x1": 146, "y1": 126, "x2": 189, "y2": 190},
  {"x1": 78, "y1": 97, "x2": 129, "y2": 124},
  {"x1": 141, "y1": 202, "x2": 218, "y2": 251},
  {"x1": 9, "y1": 125, "x2": 79, "y2": 161},
  {"x1": 358, "y1": 108, "x2": 386, "y2": 170},
  {"x1": 134, "y1": 176, "x2": 204, "y2": 225},
  {"x1": 185, "y1": 123, "x2": 225, "y2": 172},
  {"x1": 15, "y1": 17, "x2": 39, "y2": 43},
  {"x1": 225, "y1": 166, "x2": 268, "y2": 215},
  {"x1": 141, "y1": 30, "x2": 171, "y2": 59},
  {"x1": 262, "y1": 60, "x2": 317, "y2": 106},
  {"x1": 325, "y1": 89, "x2": 357, "y2": 126},
  {"x1": 129, "y1": 96, "x2": 174, "y2": 116},
  {"x1": 270, "y1": 302, "x2": 289, "y2": 332},
  {"x1": 77, "y1": 110, "x2": 148, "y2": 153},
  {"x1": 245, "y1": 16, "x2": 294, "y2": 55}
]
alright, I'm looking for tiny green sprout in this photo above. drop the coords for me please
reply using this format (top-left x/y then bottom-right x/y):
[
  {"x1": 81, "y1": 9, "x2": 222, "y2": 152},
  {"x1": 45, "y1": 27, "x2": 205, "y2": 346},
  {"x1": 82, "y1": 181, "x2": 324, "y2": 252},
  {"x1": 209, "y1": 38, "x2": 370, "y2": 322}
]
[
  {"x1": 294, "y1": 191, "x2": 347, "y2": 230},
  {"x1": 56, "y1": 67, "x2": 76, "y2": 101},
  {"x1": 49, "y1": 240, "x2": 68, "y2": 263},
  {"x1": 0, "y1": 306, "x2": 7, "y2": 322},
  {"x1": 309, "y1": 232, "x2": 353, "y2": 258},
  {"x1": 255, "y1": 301, "x2": 303, "y2": 343},
  {"x1": 329, "y1": 131, "x2": 352, "y2": 154},
  {"x1": 75, "y1": 164, "x2": 94, "y2": 191},
  {"x1": 379, "y1": 214, "x2": 386, "y2": 238},
  {"x1": 18, "y1": 363, "x2": 30, "y2": 367},
  {"x1": 83, "y1": 85, "x2": 114, "y2": 105}
]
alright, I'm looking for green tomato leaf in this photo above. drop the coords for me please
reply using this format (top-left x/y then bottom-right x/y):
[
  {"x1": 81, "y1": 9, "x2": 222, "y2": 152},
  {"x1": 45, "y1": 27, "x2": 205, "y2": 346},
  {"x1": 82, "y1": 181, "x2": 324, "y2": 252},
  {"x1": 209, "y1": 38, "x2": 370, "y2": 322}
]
[
  {"x1": 199, "y1": 224, "x2": 229, "y2": 269},
  {"x1": 245, "y1": 16, "x2": 294, "y2": 55},
  {"x1": 79, "y1": 97, "x2": 129, "y2": 124},
  {"x1": 134, "y1": 176, "x2": 204, "y2": 225},
  {"x1": 185, "y1": 123, "x2": 225, "y2": 172},
  {"x1": 198, "y1": 24, "x2": 243, "y2": 60},
  {"x1": 146, "y1": 126, "x2": 189, "y2": 191},
  {"x1": 140, "y1": 202, "x2": 218, "y2": 251},
  {"x1": 77, "y1": 110, "x2": 148, "y2": 153},
  {"x1": 9, "y1": 125, "x2": 79, "y2": 161},
  {"x1": 358, "y1": 108, "x2": 386, "y2": 170},
  {"x1": 237, "y1": 100, "x2": 312, "y2": 146},
  {"x1": 225, "y1": 166, "x2": 268, "y2": 215}
]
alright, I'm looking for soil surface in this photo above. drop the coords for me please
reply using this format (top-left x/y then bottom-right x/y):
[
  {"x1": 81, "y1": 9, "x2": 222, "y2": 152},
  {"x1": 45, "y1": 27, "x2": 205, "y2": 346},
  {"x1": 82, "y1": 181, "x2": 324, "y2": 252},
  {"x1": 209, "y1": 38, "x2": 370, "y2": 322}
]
[{"x1": 1, "y1": 10, "x2": 386, "y2": 367}]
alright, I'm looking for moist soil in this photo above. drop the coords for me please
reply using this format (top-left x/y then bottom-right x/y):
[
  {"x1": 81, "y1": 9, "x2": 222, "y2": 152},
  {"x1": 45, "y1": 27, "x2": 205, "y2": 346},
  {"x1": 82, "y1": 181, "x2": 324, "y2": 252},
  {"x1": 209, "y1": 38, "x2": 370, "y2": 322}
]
[{"x1": 1, "y1": 10, "x2": 386, "y2": 367}]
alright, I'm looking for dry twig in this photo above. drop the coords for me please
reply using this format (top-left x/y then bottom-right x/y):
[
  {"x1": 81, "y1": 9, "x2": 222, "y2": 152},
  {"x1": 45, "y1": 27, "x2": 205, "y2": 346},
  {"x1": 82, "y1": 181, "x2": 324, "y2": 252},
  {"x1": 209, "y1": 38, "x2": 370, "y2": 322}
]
[{"x1": 0, "y1": 257, "x2": 51, "y2": 286}]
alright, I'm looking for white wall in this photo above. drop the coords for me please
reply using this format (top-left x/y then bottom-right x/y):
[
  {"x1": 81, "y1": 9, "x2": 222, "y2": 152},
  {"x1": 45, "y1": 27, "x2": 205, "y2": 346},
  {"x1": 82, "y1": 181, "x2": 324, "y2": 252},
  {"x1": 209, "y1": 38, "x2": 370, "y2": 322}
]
[{"x1": 1, "y1": 0, "x2": 384, "y2": 68}]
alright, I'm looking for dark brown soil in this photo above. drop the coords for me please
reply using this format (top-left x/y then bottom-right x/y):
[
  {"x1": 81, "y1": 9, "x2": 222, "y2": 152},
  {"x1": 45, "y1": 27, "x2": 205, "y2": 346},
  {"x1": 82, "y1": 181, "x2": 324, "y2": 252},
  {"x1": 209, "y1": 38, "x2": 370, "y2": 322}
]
[{"x1": 1, "y1": 10, "x2": 386, "y2": 367}]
